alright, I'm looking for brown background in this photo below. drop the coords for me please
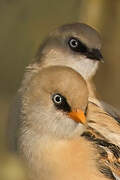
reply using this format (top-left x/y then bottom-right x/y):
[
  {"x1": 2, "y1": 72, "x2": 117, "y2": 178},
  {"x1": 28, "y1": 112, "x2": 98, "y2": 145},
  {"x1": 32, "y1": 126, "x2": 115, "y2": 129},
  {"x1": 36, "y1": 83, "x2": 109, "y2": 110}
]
[{"x1": 0, "y1": 0, "x2": 120, "y2": 179}]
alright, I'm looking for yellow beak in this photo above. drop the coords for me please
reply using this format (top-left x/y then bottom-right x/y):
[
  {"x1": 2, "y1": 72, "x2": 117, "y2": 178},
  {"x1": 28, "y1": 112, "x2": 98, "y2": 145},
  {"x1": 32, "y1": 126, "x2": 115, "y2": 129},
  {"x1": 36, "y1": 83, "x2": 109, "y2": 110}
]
[{"x1": 68, "y1": 109, "x2": 86, "y2": 124}]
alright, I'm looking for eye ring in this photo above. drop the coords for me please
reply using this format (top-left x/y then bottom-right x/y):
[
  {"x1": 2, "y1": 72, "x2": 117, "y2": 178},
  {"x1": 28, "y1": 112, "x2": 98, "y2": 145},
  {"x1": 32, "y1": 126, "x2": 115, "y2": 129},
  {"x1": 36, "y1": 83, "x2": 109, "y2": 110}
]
[
  {"x1": 52, "y1": 94, "x2": 62, "y2": 104},
  {"x1": 69, "y1": 38, "x2": 78, "y2": 48},
  {"x1": 68, "y1": 37, "x2": 88, "y2": 53}
]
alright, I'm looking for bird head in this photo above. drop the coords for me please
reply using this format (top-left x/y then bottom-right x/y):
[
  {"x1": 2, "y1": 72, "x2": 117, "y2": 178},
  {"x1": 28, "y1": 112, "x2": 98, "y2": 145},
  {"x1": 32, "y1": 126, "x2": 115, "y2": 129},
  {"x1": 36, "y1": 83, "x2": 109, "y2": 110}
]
[
  {"x1": 20, "y1": 66, "x2": 88, "y2": 140},
  {"x1": 35, "y1": 23, "x2": 103, "y2": 80}
]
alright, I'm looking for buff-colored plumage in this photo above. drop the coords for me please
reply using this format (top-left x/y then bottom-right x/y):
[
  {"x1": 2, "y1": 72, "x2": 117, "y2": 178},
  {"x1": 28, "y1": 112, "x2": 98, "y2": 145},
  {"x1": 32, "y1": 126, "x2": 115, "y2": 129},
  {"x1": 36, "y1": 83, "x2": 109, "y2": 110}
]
[
  {"x1": 8, "y1": 23, "x2": 120, "y2": 180},
  {"x1": 8, "y1": 66, "x2": 112, "y2": 180},
  {"x1": 33, "y1": 22, "x2": 120, "y2": 150}
]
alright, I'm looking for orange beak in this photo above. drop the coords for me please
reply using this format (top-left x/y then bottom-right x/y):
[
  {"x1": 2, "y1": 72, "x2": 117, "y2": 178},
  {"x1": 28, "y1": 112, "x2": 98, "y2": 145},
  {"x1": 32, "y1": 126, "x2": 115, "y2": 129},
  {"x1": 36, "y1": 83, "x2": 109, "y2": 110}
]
[{"x1": 68, "y1": 109, "x2": 86, "y2": 124}]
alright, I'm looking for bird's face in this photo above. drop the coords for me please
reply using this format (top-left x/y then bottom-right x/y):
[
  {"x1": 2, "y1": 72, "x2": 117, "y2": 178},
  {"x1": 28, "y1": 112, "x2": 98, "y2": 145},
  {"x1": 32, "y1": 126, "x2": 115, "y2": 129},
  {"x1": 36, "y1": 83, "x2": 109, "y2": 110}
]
[
  {"x1": 20, "y1": 66, "x2": 88, "y2": 140},
  {"x1": 36, "y1": 23, "x2": 103, "y2": 80}
]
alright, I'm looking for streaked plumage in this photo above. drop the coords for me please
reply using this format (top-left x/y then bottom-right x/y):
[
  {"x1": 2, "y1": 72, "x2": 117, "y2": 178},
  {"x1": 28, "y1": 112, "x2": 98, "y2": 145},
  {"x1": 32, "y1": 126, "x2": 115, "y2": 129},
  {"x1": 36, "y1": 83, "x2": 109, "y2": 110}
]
[
  {"x1": 88, "y1": 97, "x2": 120, "y2": 147},
  {"x1": 85, "y1": 97, "x2": 120, "y2": 179}
]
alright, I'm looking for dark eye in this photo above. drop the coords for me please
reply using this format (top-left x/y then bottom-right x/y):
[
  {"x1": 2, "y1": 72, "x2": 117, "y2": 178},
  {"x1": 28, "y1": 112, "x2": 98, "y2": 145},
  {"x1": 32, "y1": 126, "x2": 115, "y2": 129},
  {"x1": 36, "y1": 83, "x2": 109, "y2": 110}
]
[
  {"x1": 53, "y1": 94, "x2": 62, "y2": 104},
  {"x1": 69, "y1": 38, "x2": 78, "y2": 48},
  {"x1": 52, "y1": 93, "x2": 71, "y2": 112},
  {"x1": 68, "y1": 37, "x2": 88, "y2": 53}
]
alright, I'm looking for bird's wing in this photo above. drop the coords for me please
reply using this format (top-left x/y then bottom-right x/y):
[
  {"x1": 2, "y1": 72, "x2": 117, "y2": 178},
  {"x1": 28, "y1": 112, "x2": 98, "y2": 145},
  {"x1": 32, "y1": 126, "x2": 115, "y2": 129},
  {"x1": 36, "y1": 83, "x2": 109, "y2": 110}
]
[
  {"x1": 86, "y1": 97, "x2": 120, "y2": 179},
  {"x1": 89, "y1": 97, "x2": 120, "y2": 124},
  {"x1": 99, "y1": 100, "x2": 120, "y2": 124},
  {"x1": 87, "y1": 97, "x2": 120, "y2": 147},
  {"x1": 82, "y1": 128, "x2": 120, "y2": 180}
]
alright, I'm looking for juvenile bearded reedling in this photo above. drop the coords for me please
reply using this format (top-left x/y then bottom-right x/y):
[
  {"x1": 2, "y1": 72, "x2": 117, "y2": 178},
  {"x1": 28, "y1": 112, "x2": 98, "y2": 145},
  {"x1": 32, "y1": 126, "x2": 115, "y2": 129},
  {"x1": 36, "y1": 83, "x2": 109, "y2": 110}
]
[
  {"x1": 7, "y1": 23, "x2": 120, "y2": 179},
  {"x1": 22, "y1": 22, "x2": 120, "y2": 149},
  {"x1": 8, "y1": 22, "x2": 103, "y2": 150},
  {"x1": 9, "y1": 22, "x2": 101, "y2": 151},
  {"x1": 12, "y1": 66, "x2": 113, "y2": 180},
  {"x1": 34, "y1": 23, "x2": 103, "y2": 80},
  {"x1": 8, "y1": 65, "x2": 120, "y2": 180}
]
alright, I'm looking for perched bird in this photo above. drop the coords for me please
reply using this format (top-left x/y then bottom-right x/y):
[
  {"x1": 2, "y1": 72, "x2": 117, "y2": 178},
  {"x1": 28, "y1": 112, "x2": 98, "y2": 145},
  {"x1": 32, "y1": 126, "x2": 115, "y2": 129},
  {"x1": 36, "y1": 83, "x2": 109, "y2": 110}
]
[
  {"x1": 8, "y1": 22, "x2": 103, "y2": 151},
  {"x1": 15, "y1": 66, "x2": 112, "y2": 180},
  {"x1": 23, "y1": 22, "x2": 120, "y2": 147},
  {"x1": 7, "y1": 23, "x2": 120, "y2": 179},
  {"x1": 31, "y1": 22, "x2": 120, "y2": 118}
]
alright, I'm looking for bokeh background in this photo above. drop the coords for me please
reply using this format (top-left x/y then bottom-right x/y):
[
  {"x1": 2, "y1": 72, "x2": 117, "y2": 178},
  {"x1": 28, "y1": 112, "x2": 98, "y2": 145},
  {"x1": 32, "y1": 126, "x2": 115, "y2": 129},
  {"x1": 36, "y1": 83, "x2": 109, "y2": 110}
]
[{"x1": 1, "y1": 0, "x2": 120, "y2": 179}]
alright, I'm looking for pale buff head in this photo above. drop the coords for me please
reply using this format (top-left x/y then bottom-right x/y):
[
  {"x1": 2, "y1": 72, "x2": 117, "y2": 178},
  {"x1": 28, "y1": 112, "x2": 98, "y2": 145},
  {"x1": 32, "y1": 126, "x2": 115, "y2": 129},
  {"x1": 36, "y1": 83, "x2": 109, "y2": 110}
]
[{"x1": 19, "y1": 66, "x2": 88, "y2": 142}]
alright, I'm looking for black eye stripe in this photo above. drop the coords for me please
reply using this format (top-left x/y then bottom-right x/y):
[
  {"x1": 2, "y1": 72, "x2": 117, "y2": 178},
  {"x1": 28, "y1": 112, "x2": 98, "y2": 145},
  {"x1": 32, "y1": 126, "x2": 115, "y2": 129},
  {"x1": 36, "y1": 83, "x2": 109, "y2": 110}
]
[
  {"x1": 52, "y1": 93, "x2": 71, "y2": 112},
  {"x1": 68, "y1": 37, "x2": 103, "y2": 61}
]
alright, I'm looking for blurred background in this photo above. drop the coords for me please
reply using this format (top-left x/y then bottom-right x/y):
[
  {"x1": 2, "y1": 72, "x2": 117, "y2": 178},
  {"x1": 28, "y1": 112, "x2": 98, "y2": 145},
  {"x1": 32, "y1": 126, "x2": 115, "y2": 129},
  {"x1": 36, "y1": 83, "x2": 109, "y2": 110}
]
[{"x1": 0, "y1": 0, "x2": 120, "y2": 179}]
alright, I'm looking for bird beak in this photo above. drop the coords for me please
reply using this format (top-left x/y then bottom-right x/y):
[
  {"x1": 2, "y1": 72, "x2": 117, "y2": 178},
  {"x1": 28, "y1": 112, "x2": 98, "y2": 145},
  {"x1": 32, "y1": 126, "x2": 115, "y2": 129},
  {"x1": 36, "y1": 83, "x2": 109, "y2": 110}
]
[
  {"x1": 87, "y1": 49, "x2": 104, "y2": 63},
  {"x1": 93, "y1": 49, "x2": 104, "y2": 62},
  {"x1": 68, "y1": 109, "x2": 86, "y2": 124}
]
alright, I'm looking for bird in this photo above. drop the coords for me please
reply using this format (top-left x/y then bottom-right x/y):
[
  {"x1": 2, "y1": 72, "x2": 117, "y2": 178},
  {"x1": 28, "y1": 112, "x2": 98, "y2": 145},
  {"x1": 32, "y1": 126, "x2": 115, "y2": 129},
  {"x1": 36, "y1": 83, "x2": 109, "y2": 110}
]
[
  {"x1": 7, "y1": 23, "x2": 120, "y2": 179},
  {"x1": 25, "y1": 22, "x2": 103, "y2": 97},
  {"x1": 15, "y1": 65, "x2": 115, "y2": 180},
  {"x1": 34, "y1": 23, "x2": 103, "y2": 80},
  {"x1": 30, "y1": 22, "x2": 120, "y2": 118},
  {"x1": 7, "y1": 22, "x2": 103, "y2": 151},
  {"x1": 23, "y1": 22, "x2": 120, "y2": 147},
  {"x1": 8, "y1": 22, "x2": 102, "y2": 152}
]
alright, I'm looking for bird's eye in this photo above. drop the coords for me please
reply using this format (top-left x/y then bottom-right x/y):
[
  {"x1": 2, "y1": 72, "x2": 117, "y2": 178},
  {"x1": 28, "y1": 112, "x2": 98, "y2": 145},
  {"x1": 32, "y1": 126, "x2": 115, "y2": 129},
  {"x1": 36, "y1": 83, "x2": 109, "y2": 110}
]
[
  {"x1": 69, "y1": 38, "x2": 78, "y2": 48},
  {"x1": 53, "y1": 94, "x2": 62, "y2": 104},
  {"x1": 68, "y1": 37, "x2": 88, "y2": 53},
  {"x1": 52, "y1": 93, "x2": 71, "y2": 112}
]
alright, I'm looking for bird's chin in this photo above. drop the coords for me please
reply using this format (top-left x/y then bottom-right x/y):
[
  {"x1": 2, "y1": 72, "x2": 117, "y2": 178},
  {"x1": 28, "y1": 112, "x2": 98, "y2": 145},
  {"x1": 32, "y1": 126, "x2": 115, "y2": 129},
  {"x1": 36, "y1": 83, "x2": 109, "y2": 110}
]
[
  {"x1": 69, "y1": 123, "x2": 86, "y2": 137},
  {"x1": 55, "y1": 115, "x2": 86, "y2": 138},
  {"x1": 37, "y1": 49, "x2": 99, "y2": 81},
  {"x1": 71, "y1": 58, "x2": 99, "y2": 80}
]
